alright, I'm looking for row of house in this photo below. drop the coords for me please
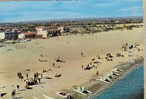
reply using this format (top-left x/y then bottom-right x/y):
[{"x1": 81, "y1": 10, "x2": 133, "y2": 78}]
[
  {"x1": 0, "y1": 26, "x2": 66, "y2": 41},
  {"x1": 0, "y1": 31, "x2": 21, "y2": 41}
]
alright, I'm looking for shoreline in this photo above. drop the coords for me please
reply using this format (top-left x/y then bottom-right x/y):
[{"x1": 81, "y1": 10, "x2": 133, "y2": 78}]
[
  {"x1": 96, "y1": 62, "x2": 144, "y2": 99},
  {"x1": 68, "y1": 57, "x2": 144, "y2": 99},
  {"x1": 92, "y1": 61, "x2": 143, "y2": 97}
]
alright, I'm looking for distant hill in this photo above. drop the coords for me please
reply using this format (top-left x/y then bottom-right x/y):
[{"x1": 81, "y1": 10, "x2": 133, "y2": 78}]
[{"x1": 0, "y1": 16, "x2": 143, "y2": 25}]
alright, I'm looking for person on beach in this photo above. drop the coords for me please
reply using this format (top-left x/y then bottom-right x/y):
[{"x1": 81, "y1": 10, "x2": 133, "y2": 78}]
[
  {"x1": 96, "y1": 71, "x2": 99, "y2": 76},
  {"x1": 38, "y1": 77, "x2": 41, "y2": 83},
  {"x1": 52, "y1": 62, "x2": 55, "y2": 67},
  {"x1": 34, "y1": 72, "x2": 40, "y2": 84},
  {"x1": 137, "y1": 48, "x2": 141, "y2": 52},
  {"x1": 17, "y1": 85, "x2": 20, "y2": 90},
  {"x1": 97, "y1": 55, "x2": 101, "y2": 59},
  {"x1": 122, "y1": 43, "x2": 128, "y2": 51},
  {"x1": 43, "y1": 69, "x2": 47, "y2": 73},
  {"x1": 105, "y1": 53, "x2": 113, "y2": 61},
  {"x1": 116, "y1": 52, "x2": 124, "y2": 57},
  {"x1": 17, "y1": 72, "x2": 24, "y2": 81},
  {"x1": 81, "y1": 50, "x2": 85, "y2": 57},
  {"x1": 106, "y1": 53, "x2": 113, "y2": 58},
  {"x1": 35, "y1": 72, "x2": 39, "y2": 78},
  {"x1": 48, "y1": 68, "x2": 52, "y2": 72},
  {"x1": 40, "y1": 73, "x2": 43, "y2": 79},
  {"x1": 11, "y1": 90, "x2": 16, "y2": 97},
  {"x1": 25, "y1": 83, "x2": 32, "y2": 89},
  {"x1": 84, "y1": 64, "x2": 91, "y2": 70},
  {"x1": 93, "y1": 65, "x2": 97, "y2": 69},
  {"x1": 81, "y1": 65, "x2": 84, "y2": 70},
  {"x1": 91, "y1": 57, "x2": 95, "y2": 61},
  {"x1": 89, "y1": 62, "x2": 93, "y2": 65},
  {"x1": 26, "y1": 73, "x2": 29, "y2": 79}
]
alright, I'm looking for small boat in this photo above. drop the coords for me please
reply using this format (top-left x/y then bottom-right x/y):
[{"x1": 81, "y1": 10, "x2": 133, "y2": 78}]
[
  {"x1": 112, "y1": 70, "x2": 120, "y2": 76},
  {"x1": 56, "y1": 91, "x2": 68, "y2": 98},
  {"x1": 103, "y1": 76, "x2": 112, "y2": 83},
  {"x1": 96, "y1": 77, "x2": 111, "y2": 83},
  {"x1": 104, "y1": 78, "x2": 111, "y2": 83},
  {"x1": 73, "y1": 86, "x2": 92, "y2": 96},
  {"x1": 112, "y1": 72, "x2": 120, "y2": 76},
  {"x1": 116, "y1": 68, "x2": 123, "y2": 72},
  {"x1": 105, "y1": 77, "x2": 112, "y2": 82},
  {"x1": 107, "y1": 74, "x2": 113, "y2": 79}
]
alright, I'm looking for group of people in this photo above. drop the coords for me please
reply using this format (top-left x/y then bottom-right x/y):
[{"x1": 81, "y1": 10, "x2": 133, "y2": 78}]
[
  {"x1": 1, "y1": 42, "x2": 140, "y2": 99},
  {"x1": 17, "y1": 71, "x2": 43, "y2": 90},
  {"x1": 81, "y1": 42, "x2": 141, "y2": 77}
]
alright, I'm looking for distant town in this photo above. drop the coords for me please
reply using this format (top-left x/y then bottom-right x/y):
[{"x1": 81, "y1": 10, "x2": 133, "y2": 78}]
[{"x1": 0, "y1": 17, "x2": 143, "y2": 42}]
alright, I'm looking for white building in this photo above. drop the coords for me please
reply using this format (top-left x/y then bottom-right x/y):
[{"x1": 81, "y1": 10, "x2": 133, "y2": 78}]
[
  {"x1": 58, "y1": 27, "x2": 64, "y2": 33},
  {"x1": 36, "y1": 26, "x2": 48, "y2": 38},
  {"x1": 0, "y1": 32, "x2": 5, "y2": 40},
  {"x1": 18, "y1": 33, "x2": 25, "y2": 39}
]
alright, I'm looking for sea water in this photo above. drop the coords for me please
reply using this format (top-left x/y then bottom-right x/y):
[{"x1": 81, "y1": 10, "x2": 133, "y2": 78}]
[{"x1": 92, "y1": 65, "x2": 144, "y2": 99}]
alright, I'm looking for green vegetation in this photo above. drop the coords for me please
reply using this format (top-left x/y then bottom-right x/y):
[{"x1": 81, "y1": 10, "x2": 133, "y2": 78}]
[{"x1": 0, "y1": 17, "x2": 143, "y2": 36}]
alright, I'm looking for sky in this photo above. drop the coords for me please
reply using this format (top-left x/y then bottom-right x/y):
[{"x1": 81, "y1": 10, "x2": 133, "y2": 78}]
[{"x1": 0, "y1": 0, "x2": 143, "y2": 23}]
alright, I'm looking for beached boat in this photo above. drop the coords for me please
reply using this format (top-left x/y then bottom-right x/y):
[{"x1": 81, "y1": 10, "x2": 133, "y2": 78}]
[
  {"x1": 56, "y1": 91, "x2": 68, "y2": 98},
  {"x1": 112, "y1": 68, "x2": 123, "y2": 72},
  {"x1": 96, "y1": 76, "x2": 111, "y2": 83},
  {"x1": 112, "y1": 72, "x2": 120, "y2": 76},
  {"x1": 104, "y1": 77, "x2": 112, "y2": 83},
  {"x1": 73, "y1": 86, "x2": 92, "y2": 96}
]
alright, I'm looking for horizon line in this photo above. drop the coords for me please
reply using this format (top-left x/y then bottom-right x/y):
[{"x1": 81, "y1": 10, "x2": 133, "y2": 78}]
[{"x1": 0, "y1": 16, "x2": 143, "y2": 24}]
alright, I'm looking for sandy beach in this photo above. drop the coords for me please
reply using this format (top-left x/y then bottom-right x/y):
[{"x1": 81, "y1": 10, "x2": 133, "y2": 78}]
[{"x1": 0, "y1": 28, "x2": 144, "y2": 99}]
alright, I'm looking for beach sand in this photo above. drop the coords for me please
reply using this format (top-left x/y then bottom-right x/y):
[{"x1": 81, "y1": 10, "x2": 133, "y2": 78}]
[{"x1": 0, "y1": 28, "x2": 144, "y2": 99}]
